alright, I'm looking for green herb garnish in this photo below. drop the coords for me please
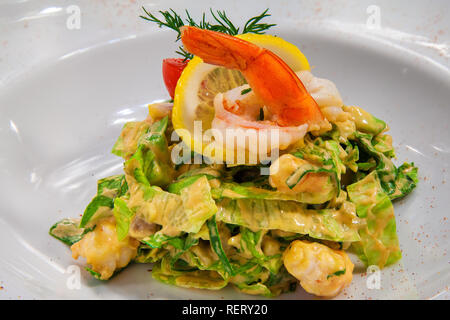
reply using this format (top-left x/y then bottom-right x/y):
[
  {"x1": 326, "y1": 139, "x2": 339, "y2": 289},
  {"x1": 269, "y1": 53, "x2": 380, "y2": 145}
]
[
  {"x1": 207, "y1": 215, "x2": 235, "y2": 276},
  {"x1": 140, "y1": 8, "x2": 276, "y2": 60},
  {"x1": 85, "y1": 267, "x2": 102, "y2": 280},
  {"x1": 241, "y1": 88, "x2": 252, "y2": 95},
  {"x1": 327, "y1": 269, "x2": 346, "y2": 279}
]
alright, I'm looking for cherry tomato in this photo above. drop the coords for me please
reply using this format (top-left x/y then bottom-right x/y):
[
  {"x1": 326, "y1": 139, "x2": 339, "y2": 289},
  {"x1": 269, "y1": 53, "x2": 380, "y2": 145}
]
[{"x1": 162, "y1": 58, "x2": 189, "y2": 99}]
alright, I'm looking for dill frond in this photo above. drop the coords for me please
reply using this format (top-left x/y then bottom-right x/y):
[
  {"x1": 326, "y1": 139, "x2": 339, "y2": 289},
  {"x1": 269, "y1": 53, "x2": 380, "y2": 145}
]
[{"x1": 140, "y1": 7, "x2": 276, "y2": 59}]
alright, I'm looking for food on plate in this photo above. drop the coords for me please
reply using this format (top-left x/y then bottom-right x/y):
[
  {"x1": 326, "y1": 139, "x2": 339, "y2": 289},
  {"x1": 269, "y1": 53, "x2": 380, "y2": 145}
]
[{"x1": 49, "y1": 8, "x2": 418, "y2": 297}]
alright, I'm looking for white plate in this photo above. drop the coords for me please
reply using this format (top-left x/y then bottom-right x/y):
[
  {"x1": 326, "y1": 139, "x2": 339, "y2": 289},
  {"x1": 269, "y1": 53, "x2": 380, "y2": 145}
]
[{"x1": 0, "y1": 0, "x2": 449, "y2": 299}]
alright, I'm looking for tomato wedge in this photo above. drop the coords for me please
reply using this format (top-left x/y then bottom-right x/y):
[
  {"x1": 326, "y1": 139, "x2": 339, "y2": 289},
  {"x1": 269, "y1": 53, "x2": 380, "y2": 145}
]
[{"x1": 162, "y1": 58, "x2": 189, "y2": 99}]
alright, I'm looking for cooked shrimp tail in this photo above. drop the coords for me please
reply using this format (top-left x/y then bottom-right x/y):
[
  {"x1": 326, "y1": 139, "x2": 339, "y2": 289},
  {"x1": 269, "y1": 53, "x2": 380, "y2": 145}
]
[{"x1": 180, "y1": 26, "x2": 325, "y2": 127}]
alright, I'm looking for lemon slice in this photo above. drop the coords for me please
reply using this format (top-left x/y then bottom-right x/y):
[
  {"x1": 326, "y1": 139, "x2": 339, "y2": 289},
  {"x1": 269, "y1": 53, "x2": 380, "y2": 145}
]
[
  {"x1": 236, "y1": 33, "x2": 310, "y2": 71},
  {"x1": 172, "y1": 33, "x2": 310, "y2": 160}
]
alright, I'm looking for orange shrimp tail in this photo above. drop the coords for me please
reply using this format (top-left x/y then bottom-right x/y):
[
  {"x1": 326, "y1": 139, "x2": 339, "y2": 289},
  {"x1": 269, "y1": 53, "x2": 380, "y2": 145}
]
[
  {"x1": 180, "y1": 26, "x2": 262, "y2": 70},
  {"x1": 243, "y1": 50, "x2": 324, "y2": 126}
]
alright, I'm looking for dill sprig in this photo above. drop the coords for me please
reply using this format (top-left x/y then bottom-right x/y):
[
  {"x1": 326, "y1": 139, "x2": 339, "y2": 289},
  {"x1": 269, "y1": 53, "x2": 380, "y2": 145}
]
[
  {"x1": 140, "y1": 8, "x2": 276, "y2": 60},
  {"x1": 243, "y1": 9, "x2": 276, "y2": 34},
  {"x1": 141, "y1": 8, "x2": 185, "y2": 40},
  {"x1": 208, "y1": 9, "x2": 240, "y2": 35}
]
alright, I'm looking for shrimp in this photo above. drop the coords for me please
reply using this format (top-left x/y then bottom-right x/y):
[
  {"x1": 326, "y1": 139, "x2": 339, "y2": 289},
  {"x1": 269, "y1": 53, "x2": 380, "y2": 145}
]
[
  {"x1": 180, "y1": 26, "x2": 327, "y2": 128},
  {"x1": 296, "y1": 70, "x2": 356, "y2": 138},
  {"x1": 269, "y1": 154, "x2": 334, "y2": 194},
  {"x1": 296, "y1": 71, "x2": 344, "y2": 110},
  {"x1": 71, "y1": 217, "x2": 139, "y2": 280},
  {"x1": 283, "y1": 240, "x2": 354, "y2": 297},
  {"x1": 211, "y1": 89, "x2": 308, "y2": 152}
]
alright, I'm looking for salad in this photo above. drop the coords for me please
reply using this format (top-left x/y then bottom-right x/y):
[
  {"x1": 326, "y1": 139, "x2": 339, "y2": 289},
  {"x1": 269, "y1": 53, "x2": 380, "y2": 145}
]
[{"x1": 49, "y1": 8, "x2": 418, "y2": 298}]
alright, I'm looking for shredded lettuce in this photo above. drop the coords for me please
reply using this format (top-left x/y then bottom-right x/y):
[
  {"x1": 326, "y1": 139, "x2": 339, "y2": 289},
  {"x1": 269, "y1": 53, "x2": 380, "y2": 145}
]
[
  {"x1": 142, "y1": 232, "x2": 184, "y2": 249},
  {"x1": 134, "y1": 245, "x2": 166, "y2": 263},
  {"x1": 170, "y1": 164, "x2": 335, "y2": 204},
  {"x1": 354, "y1": 131, "x2": 418, "y2": 199},
  {"x1": 343, "y1": 105, "x2": 386, "y2": 136},
  {"x1": 124, "y1": 116, "x2": 174, "y2": 188},
  {"x1": 49, "y1": 218, "x2": 93, "y2": 246},
  {"x1": 373, "y1": 134, "x2": 395, "y2": 158},
  {"x1": 79, "y1": 175, "x2": 128, "y2": 228},
  {"x1": 239, "y1": 227, "x2": 283, "y2": 274},
  {"x1": 394, "y1": 162, "x2": 419, "y2": 200},
  {"x1": 85, "y1": 267, "x2": 103, "y2": 280},
  {"x1": 207, "y1": 215, "x2": 235, "y2": 276},
  {"x1": 211, "y1": 180, "x2": 335, "y2": 204},
  {"x1": 152, "y1": 256, "x2": 228, "y2": 290},
  {"x1": 180, "y1": 176, "x2": 218, "y2": 233},
  {"x1": 118, "y1": 118, "x2": 216, "y2": 237},
  {"x1": 167, "y1": 166, "x2": 222, "y2": 194},
  {"x1": 230, "y1": 261, "x2": 295, "y2": 297},
  {"x1": 126, "y1": 176, "x2": 217, "y2": 235},
  {"x1": 347, "y1": 171, "x2": 402, "y2": 268},
  {"x1": 113, "y1": 197, "x2": 135, "y2": 240},
  {"x1": 216, "y1": 198, "x2": 360, "y2": 242},
  {"x1": 291, "y1": 137, "x2": 345, "y2": 194},
  {"x1": 142, "y1": 232, "x2": 199, "y2": 268},
  {"x1": 342, "y1": 140, "x2": 359, "y2": 172},
  {"x1": 112, "y1": 121, "x2": 151, "y2": 159},
  {"x1": 168, "y1": 174, "x2": 217, "y2": 194}
]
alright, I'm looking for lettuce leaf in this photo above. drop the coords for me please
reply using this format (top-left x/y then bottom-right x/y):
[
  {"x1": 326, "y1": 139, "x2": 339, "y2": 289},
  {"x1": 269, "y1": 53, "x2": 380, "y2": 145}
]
[
  {"x1": 347, "y1": 171, "x2": 402, "y2": 268},
  {"x1": 170, "y1": 165, "x2": 335, "y2": 204},
  {"x1": 354, "y1": 131, "x2": 418, "y2": 199},
  {"x1": 235, "y1": 282, "x2": 273, "y2": 297},
  {"x1": 215, "y1": 198, "x2": 360, "y2": 242},
  {"x1": 142, "y1": 232, "x2": 184, "y2": 249},
  {"x1": 124, "y1": 116, "x2": 174, "y2": 188},
  {"x1": 113, "y1": 197, "x2": 135, "y2": 240},
  {"x1": 180, "y1": 176, "x2": 218, "y2": 232},
  {"x1": 207, "y1": 215, "x2": 235, "y2": 276},
  {"x1": 80, "y1": 175, "x2": 128, "y2": 228},
  {"x1": 167, "y1": 166, "x2": 222, "y2": 194},
  {"x1": 115, "y1": 117, "x2": 217, "y2": 239},
  {"x1": 211, "y1": 180, "x2": 335, "y2": 204},
  {"x1": 112, "y1": 120, "x2": 150, "y2": 159},
  {"x1": 291, "y1": 137, "x2": 345, "y2": 196},
  {"x1": 142, "y1": 232, "x2": 199, "y2": 268},
  {"x1": 49, "y1": 218, "x2": 93, "y2": 246},
  {"x1": 230, "y1": 261, "x2": 295, "y2": 297},
  {"x1": 239, "y1": 227, "x2": 283, "y2": 274},
  {"x1": 168, "y1": 174, "x2": 218, "y2": 194},
  {"x1": 373, "y1": 134, "x2": 395, "y2": 158},
  {"x1": 152, "y1": 256, "x2": 228, "y2": 290},
  {"x1": 134, "y1": 245, "x2": 166, "y2": 263},
  {"x1": 342, "y1": 140, "x2": 359, "y2": 172},
  {"x1": 343, "y1": 105, "x2": 387, "y2": 136},
  {"x1": 127, "y1": 176, "x2": 217, "y2": 235},
  {"x1": 394, "y1": 162, "x2": 418, "y2": 200}
]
